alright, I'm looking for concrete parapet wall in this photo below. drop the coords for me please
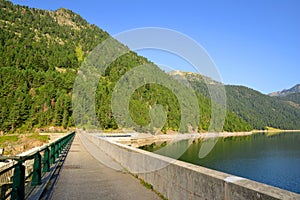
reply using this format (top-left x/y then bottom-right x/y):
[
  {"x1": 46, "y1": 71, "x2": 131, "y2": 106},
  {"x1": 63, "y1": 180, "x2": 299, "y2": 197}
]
[{"x1": 84, "y1": 133, "x2": 300, "y2": 200}]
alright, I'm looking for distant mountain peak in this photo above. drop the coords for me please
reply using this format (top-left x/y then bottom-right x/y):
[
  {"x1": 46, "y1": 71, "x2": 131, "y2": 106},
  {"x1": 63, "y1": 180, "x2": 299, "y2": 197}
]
[
  {"x1": 269, "y1": 84, "x2": 300, "y2": 97},
  {"x1": 53, "y1": 8, "x2": 84, "y2": 29},
  {"x1": 168, "y1": 70, "x2": 220, "y2": 85}
]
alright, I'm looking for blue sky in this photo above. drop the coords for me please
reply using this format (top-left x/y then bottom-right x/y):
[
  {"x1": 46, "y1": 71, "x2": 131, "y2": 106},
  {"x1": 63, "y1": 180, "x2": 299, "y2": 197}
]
[{"x1": 11, "y1": 0, "x2": 300, "y2": 94}]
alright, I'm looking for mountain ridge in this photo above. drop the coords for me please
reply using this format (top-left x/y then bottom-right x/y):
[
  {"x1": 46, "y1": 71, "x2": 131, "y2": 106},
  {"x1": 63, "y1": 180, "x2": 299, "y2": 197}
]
[
  {"x1": 269, "y1": 84, "x2": 300, "y2": 97},
  {"x1": 170, "y1": 71, "x2": 300, "y2": 130},
  {"x1": 0, "y1": 0, "x2": 252, "y2": 133},
  {"x1": 1, "y1": 0, "x2": 300, "y2": 133}
]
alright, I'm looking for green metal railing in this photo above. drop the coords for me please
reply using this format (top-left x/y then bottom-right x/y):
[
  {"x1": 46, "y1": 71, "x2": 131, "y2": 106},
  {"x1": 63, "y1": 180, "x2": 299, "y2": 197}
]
[{"x1": 0, "y1": 131, "x2": 75, "y2": 200}]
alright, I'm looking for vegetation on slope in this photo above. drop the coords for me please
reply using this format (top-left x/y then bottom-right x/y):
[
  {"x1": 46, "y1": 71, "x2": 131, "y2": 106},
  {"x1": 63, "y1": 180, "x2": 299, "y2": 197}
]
[
  {"x1": 225, "y1": 86, "x2": 300, "y2": 130},
  {"x1": 269, "y1": 84, "x2": 300, "y2": 97},
  {"x1": 0, "y1": 0, "x2": 275, "y2": 134},
  {"x1": 0, "y1": 0, "x2": 108, "y2": 132},
  {"x1": 180, "y1": 71, "x2": 300, "y2": 130},
  {"x1": 277, "y1": 93, "x2": 300, "y2": 107}
]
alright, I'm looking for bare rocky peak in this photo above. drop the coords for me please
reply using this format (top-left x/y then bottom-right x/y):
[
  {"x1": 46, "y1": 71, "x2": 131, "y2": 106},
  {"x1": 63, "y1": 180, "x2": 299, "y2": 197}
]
[
  {"x1": 51, "y1": 8, "x2": 82, "y2": 30},
  {"x1": 269, "y1": 84, "x2": 300, "y2": 97}
]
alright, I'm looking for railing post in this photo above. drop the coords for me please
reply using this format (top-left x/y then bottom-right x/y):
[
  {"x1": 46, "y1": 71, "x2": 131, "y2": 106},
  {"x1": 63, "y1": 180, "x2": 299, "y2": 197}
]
[
  {"x1": 62, "y1": 140, "x2": 65, "y2": 149},
  {"x1": 31, "y1": 152, "x2": 42, "y2": 186},
  {"x1": 43, "y1": 147, "x2": 50, "y2": 172},
  {"x1": 55, "y1": 142, "x2": 59, "y2": 159},
  {"x1": 59, "y1": 140, "x2": 62, "y2": 153},
  {"x1": 63, "y1": 137, "x2": 67, "y2": 148},
  {"x1": 50, "y1": 144, "x2": 55, "y2": 164},
  {"x1": 9, "y1": 132, "x2": 75, "y2": 200},
  {"x1": 11, "y1": 161, "x2": 25, "y2": 200}
]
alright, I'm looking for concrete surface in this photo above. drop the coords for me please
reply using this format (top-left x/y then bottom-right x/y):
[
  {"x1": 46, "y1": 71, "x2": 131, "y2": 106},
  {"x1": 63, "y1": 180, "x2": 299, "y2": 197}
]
[
  {"x1": 45, "y1": 134, "x2": 161, "y2": 200},
  {"x1": 84, "y1": 133, "x2": 300, "y2": 200}
]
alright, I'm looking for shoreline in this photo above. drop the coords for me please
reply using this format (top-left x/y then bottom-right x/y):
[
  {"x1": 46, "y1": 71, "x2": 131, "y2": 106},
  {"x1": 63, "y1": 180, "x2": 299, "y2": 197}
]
[
  {"x1": 98, "y1": 129, "x2": 300, "y2": 139},
  {"x1": 252, "y1": 129, "x2": 300, "y2": 133},
  {"x1": 97, "y1": 129, "x2": 300, "y2": 147}
]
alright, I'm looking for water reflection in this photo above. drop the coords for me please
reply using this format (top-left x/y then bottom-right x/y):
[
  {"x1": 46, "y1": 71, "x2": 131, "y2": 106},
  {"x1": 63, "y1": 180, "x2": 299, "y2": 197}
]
[{"x1": 139, "y1": 132, "x2": 300, "y2": 194}]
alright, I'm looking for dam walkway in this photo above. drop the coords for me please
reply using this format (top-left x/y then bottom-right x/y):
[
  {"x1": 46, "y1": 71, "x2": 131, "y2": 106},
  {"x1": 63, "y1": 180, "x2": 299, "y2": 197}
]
[{"x1": 42, "y1": 134, "x2": 160, "y2": 200}]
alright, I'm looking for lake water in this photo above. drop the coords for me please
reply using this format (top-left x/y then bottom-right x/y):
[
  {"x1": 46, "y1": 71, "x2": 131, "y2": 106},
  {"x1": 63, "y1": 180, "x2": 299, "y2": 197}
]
[{"x1": 139, "y1": 132, "x2": 300, "y2": 194}]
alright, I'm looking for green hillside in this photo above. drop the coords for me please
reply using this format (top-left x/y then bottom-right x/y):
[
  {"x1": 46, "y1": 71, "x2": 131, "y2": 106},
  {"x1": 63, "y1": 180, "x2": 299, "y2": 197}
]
[
  {"x1": 0, "y1": 0, "x2": 108, "y2": 132},
  {"x1": 277, "y1": 93, "x2": 300, "y2": 107},
  {"x1": 178, "y1": 71, "x2": 300, "y2": 130},
  {"x1": 0, "y1": 0, "x2": 258, "y2": 133},
  {"x1": 269, "y1": 84, "x2": 300, "y2": 97},
  {"x1": 225, "y1": 86, "x2": 300, "y2": 130},
  {"x1": 269, "y1": 84, "x2": 300, "y2": 110}
]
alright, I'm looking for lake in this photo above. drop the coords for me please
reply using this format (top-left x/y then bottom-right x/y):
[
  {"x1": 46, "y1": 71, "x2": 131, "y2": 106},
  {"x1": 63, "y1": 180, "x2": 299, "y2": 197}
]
[{"x1": 139, "y1": 132, "x2": 300, "y2": 194}]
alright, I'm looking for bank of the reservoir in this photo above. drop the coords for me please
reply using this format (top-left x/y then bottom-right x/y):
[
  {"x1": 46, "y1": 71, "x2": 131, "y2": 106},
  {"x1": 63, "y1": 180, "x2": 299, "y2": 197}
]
[{"x1": 140, "y1": 132, "x2": 300, "y2": 194}]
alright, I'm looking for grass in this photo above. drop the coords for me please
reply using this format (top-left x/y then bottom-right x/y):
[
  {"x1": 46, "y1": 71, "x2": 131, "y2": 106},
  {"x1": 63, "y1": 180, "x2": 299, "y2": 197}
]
[
  {"x1": 125, "y1": 168, "x2": 168, "y2": 200},
  {"x1": 265, "y1": 126, "x2": 282, "y2": 131},
  {"x1": 139, "y1": 178, "x2": 168, "y2": 200},
  {"x1": 0, "y1": 135, "x2": 19, "y2": 144},
  {"x1": 0, "y1": 133, "x2": 50, "y2": 155},
  {"x1": 28, "y1": 134, "x2": 49, "y2": 142},
  {"x1": 264, "y1": 126, "x2": 283, "y2": 136},
  {"x1": 140, "y1": 179, "x2": 153, "y2": 190}
]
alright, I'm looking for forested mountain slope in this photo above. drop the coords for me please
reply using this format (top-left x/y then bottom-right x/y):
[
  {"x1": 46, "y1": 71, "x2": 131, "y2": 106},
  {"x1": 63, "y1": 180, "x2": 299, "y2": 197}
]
[
  {"x1": 269, "y1": 84, "x2": 300, "y2": 97},
  {"x1": 0, "y1": 0, "x2": 108, "y2": 132},
  {"x1": 269, "y1": 84, "x2": 300, "y2": 107},
  {"x1": 176, "y1": 71, "x2": 300, "y2": 130},
  {"x1": 225, "y1": 86, "x2": 300, "y2": 130},
  {"x1": 1, "y1": 0, "x2": 292, "y2": 133},
  {"x1": 278, "y1": 93, "x2": 300, "y2": 106}
]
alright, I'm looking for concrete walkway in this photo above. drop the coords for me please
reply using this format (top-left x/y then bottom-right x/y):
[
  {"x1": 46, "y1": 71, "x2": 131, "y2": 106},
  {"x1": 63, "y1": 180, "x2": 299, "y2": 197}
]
[{"x1": 44, "y1": 134, "x2": 161, "y2": 200}]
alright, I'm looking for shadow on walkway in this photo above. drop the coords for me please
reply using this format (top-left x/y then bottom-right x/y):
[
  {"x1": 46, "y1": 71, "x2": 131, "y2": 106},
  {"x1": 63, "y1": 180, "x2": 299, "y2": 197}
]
[{"x1": 41, "y1": 134, "x2": 161, "y2": 200}]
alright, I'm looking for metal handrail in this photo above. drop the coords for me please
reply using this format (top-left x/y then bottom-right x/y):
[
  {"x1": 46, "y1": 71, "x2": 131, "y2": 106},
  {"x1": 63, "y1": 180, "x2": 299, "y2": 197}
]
[{"x1": 0, "y1": 131, "x2": 75, "y2": 200}]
